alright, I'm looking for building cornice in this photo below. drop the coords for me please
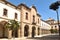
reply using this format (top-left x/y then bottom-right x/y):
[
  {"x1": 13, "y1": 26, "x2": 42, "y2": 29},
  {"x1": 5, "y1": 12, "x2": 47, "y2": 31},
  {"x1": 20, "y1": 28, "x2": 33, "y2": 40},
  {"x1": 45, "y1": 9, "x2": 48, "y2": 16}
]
[
  {"x1": 41, "y1": 19, "x2": 50, "y2": 25},
  {"x1": 31, "y1": 5, "x2": 37, "y2": 12},
  {"x1": 21, "y1": 22, "x2": 40, "y2": 27},
  {"x1": 18, "y1": 3, "x2": 31, "y2": 10},
  {"x1": 0, "y1": 0, "x2": 20, "y2": 10},
  {"x1": 37, "y1": 13, "x2": 41, "y2": 17}
]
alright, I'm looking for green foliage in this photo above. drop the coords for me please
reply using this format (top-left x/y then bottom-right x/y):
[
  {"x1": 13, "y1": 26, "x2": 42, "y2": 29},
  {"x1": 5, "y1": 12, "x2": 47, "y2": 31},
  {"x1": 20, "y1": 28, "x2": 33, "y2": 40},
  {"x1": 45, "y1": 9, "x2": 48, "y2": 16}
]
[
  {"x1": 50, "y1": 29, "x2": 54, "y2": 33},
  {"x1": 54, "y1": 29, "x2": 58, "y2": 33},
  {"x1": 5, "y1": 22, "x2": 11, "y2": 30},
  {"x1": 5, "y1": 20, "x2": 20, "y2": 37},
  {"x1": 5, "y1": 20, "x2": 20, "y2": 30},
  {"x1": 49, "y1": 1, "x2": 59, "y2": 10},
  {"x1": 50, "y1": 29, "x2": 58, "y2": 33}
]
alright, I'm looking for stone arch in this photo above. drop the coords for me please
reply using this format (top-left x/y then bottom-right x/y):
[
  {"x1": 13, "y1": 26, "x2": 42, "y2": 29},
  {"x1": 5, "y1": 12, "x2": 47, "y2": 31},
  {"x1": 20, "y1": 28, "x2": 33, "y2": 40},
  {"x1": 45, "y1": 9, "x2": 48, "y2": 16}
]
[
  {"x1": 32, "y1": 26, "x2": 36, "y2": 37},
  {"x1": 0, "y1": 21, "x2": 8, "y2": 38},
  {"x1": 38, "y1": 27, "x2": 40, "y2": 35},
  {"x1": 24, "y1": 25, "x2": 29, "y2": 37},
  {"x1": 12, "y1": 28, "x2": 18, "y2": 37}
]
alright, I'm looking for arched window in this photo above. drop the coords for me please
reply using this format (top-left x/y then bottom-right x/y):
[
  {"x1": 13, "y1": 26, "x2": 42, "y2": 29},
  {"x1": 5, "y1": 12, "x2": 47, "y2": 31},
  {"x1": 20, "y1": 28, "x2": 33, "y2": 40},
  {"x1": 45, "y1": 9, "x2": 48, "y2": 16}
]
[
  {"x1": 15, "y1": 13, "x2": 17, "y2": 19},
  {"x1": 38, "y1": 27, "x2": 40, "y2": 35},
  {"x1": 33, "y1": 15, "x2": 35, "y2": 22},
  {"x1": 3, "y1": 9, "x2": 7, "y2": 16},
  {"x1": 38, "y1": 18, "x2": 39, "y2": 23},
  {"x1": 26, "y1": 13, "x2": 28, "y2": 20}
]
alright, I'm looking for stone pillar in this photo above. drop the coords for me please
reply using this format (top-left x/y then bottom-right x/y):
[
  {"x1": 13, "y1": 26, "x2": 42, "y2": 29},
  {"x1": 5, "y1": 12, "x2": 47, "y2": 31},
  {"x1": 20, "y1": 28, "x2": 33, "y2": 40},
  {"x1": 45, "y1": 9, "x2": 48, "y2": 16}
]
[
  {"x1": 35, "y1": 27, "x2": 38, "y2": 36},
  {"x1": 20, "y1": 23, "x2": 24, "y2": 38},
  {"x1": 28, "y1": 26, "x2": 31, "y2": 37},
  {"x1": 40, "y1": 27, "x2": 42, "y2": 35},
  {"x1": 21, "y1": 25, "x2": 24, "y2": 38},
  {"x1": 8, "y1": 29, "x2": 12, "y2": 39},
  {"x1": 18, "y1": 29, "x2": 20, "y2": 38}
]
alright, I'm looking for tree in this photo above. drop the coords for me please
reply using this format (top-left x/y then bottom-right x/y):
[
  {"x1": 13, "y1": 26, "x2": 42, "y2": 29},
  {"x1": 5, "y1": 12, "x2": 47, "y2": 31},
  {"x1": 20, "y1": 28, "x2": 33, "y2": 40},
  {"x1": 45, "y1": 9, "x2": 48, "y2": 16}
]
[
  {"x1": 49, "y1": 1, "x2": 60, "y2": 35},
  {"x1": 49, "y1": 1, "x2": 59, "y2": 10},
  {"x1": 54, "y1": 29, "x2": 58, "y2": 33},
  {"x1": 5, "y1": 20, "x2": 20, "y2": 38}
]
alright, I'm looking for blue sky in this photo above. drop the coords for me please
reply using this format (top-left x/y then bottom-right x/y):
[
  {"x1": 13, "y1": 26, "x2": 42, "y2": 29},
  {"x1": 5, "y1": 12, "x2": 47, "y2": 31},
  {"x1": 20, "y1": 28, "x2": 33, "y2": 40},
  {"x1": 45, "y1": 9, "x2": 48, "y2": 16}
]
[{"x1": 7, "y1": 0, "x2": 60, "y2": 20}]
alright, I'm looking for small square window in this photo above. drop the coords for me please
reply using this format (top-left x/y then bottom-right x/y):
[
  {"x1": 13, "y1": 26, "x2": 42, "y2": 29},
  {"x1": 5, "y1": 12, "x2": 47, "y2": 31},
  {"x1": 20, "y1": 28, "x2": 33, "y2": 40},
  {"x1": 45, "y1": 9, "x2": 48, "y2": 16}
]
[
  {"x1": 15, "y1": 13, "x2": 17, "y2": 19},
  {"x1": 26, "y1": 13, "x2": 28, "y2": 20}
]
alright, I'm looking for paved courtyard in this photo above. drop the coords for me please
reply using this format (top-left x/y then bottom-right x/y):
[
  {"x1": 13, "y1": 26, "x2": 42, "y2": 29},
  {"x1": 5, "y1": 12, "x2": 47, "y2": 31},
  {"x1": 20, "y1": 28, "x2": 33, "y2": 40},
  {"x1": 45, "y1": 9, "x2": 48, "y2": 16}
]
[
  {"x1": 27, "y1": 35, "x2": 59, "y2": 40},
  {"x1": 0, "y1": 34, "x2": 59, "y2": 40}
]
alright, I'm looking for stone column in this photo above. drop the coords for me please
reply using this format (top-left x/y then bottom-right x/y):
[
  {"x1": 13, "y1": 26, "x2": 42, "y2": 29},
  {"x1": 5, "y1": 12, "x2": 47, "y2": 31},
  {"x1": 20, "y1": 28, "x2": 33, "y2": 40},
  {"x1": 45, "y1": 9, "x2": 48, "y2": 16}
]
[
  {"x1": 20, "y1": 23, "x2": 24, "y2": 38},
  {"x1": 8, "y1": 29, "x2": 12, "y2": 39},
  {"x1": 28, "y1": 26, "x2": 31, "y2": 37},
  {"x1": 40, "y1": 27, "x2": 42, "y2": 35},
  {"x1": 20, "y1": 25, "x2": 24, "y2": 38},
  {"x1": 18, "y1": 29, "x2": 20, "y2": 38},
  {"x1": 35, "y1": 27, "x2": 38, "y2": 36}
]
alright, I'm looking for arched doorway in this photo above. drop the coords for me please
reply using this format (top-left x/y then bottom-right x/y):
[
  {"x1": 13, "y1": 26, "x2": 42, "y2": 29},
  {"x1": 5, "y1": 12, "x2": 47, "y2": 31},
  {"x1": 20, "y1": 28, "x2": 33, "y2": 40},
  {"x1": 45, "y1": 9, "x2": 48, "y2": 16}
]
[
  {"x1": 15, "y1": 29, "x2": 18, "y2": 37},
  {"x1": 0, "y1": 21, "x2": 8, "y2": 38},
  {"x1": 38, "y1": 27, "x2": 40, "y2": 35},
  {"x1": 24, "y1": 25, "x2": 29, "y2": 37},
  {"x1": 0, "y1": 24, "x2": 3, "y2": 38},
  {"x1": 12, "y1": 29, "x2": 18, "y2": 37},
  {"x1": 32, "y1": 26, "x2": 36, "y2": 37}
]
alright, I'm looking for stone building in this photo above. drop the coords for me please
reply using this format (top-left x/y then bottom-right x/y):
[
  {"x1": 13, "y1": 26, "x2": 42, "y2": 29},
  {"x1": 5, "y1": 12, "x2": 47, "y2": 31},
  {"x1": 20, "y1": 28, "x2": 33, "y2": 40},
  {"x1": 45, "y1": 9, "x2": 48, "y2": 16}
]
[
  {"x1": 0, "y1": 0, "x2": 21, "y2": 38},
  {"x1": 46, "y1": 18, "x2": 59, "y2": 33},
  {"x1": 18, "y1": 3, "x2": 41, "y2": 38},
  {"x1": 0, "y1": 0, "x2": 52, "y2": 39},
  {"x1": 0, "y1": 0, "x2": 41, "y2": 38},
  {"x1": 40, "y1": 19, "x2": 51, "y2": 35}
]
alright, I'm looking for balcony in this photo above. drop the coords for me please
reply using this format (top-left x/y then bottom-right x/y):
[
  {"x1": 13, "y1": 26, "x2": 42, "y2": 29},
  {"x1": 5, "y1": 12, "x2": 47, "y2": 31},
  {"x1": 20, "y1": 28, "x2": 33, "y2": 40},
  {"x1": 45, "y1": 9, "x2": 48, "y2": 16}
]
[{"x1": 32, "y1": 22, "x2": 36, "y2": 25}]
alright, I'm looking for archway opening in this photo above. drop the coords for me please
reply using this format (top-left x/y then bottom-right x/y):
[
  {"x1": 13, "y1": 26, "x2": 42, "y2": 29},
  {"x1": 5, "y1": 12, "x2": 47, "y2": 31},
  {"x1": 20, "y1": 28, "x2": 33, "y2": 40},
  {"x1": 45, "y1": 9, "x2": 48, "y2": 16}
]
[
  {"x1": 12, "y1": 29, "x2": 18, "y2": 38},
  {"x1": 38, "y1": 27, "x2": 40, "y2": 35},
  {"x1": 32, "y1": 26, "x2": 36, "y2": 37},
  {"x1": 0, "y1": 21, "x2": 8, "y2": 38},
  {"x1": 24, "y1": 25, "x2": 29, "y2": 37}
]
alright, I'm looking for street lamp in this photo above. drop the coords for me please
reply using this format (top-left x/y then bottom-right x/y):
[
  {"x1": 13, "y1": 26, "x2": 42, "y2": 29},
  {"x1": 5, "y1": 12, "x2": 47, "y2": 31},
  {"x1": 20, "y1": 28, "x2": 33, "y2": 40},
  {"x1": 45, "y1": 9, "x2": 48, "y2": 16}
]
[{"x1": 49, "y1": 1, "x2": 60, "y2": 36}]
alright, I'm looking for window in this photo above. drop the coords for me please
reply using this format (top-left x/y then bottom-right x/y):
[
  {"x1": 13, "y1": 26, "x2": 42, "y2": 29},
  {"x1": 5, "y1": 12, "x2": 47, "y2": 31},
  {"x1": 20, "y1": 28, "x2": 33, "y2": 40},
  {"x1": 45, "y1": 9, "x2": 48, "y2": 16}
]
[
  {"x1": 33, "y1": 15, "x2": 35, "y2": 22},
  {"x1": 55, "y1": 26, "x2": 57, "y2": 28},
  {"x1": 38, "y1": 18, "x2": 39, "y2": 23},
  {"x1": 15, "y1": 13, "x2": 17, "y2": 19},
  {"x1": 26, "y1": 13, "x2": 28, "y2": 20},
  {"x1": 3, "y1": 9, "x2": 7, "y2": 16},
  {"x1": 51, "y1": 26, "x2": 53, "y2": 29}
]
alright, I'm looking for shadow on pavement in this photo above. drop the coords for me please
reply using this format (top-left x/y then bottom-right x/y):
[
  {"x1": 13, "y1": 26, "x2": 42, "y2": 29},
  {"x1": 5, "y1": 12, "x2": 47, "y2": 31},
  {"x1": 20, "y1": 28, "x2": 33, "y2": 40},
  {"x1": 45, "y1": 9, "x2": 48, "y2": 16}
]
[{"x1": 27, "y1": 35, "x2": 60, "y2": 40}]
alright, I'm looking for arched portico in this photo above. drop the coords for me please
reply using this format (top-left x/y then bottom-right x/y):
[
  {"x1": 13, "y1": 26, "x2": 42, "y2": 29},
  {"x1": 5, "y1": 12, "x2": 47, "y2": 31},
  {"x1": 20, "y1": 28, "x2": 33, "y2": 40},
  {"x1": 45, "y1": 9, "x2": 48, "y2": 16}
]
[
  {"x1": 24, "y1": 25, "x2": 29, "y2": 37},
  {"x1": 0, "y1": 21, "x2": 8, "y2": 38}
]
